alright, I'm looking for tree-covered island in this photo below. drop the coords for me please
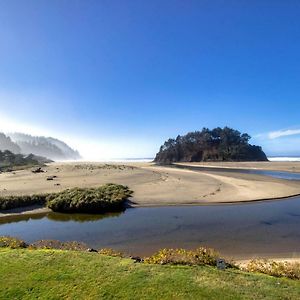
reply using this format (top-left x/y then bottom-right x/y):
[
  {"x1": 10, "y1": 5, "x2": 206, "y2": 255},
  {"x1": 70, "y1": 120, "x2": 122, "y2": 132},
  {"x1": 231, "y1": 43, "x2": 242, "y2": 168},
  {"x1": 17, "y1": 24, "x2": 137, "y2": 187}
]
[{"x1": 154, "y1": 127, "x2": 268, "y2": 164}]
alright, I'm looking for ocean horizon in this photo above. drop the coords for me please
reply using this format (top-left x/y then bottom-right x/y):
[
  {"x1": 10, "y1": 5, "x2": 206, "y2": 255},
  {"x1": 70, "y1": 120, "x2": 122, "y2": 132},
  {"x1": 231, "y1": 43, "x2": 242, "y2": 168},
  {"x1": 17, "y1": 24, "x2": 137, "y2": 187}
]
[
  {"x1": 268, "y1": 156, "x2": 300, "y2": 162},
  {"x1": 74, "y1": 157, "x2": 300, "y2": 163}
]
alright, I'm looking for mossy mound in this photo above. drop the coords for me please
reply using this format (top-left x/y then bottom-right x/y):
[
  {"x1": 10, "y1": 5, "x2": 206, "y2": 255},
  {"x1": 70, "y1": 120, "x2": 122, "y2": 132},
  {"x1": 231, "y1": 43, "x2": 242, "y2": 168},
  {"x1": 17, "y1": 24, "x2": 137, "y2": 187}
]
[
  {"x1": 0, "y1": 194, "x2": 48, "y2": 210},
  {"x1": 47, "y1": 183, "x2": 133, "y2": 213},
  {"x1": 0, "y1": 184, "x2": 133, "y2": 213}
]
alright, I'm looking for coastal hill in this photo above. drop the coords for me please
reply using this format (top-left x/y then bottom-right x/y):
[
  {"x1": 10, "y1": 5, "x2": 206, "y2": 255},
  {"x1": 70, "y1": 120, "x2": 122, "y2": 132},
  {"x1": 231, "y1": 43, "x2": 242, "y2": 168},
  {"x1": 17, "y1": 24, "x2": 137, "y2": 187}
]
[
  {"x1": 154, "y1": 127, "x2": 268, "y2": 164},
  {"x1": 0, "y1": 132, "x2": 81, "y2": 161},
  {"x1": 0, "y1": 133, "x2": 21, "y2": 154}
]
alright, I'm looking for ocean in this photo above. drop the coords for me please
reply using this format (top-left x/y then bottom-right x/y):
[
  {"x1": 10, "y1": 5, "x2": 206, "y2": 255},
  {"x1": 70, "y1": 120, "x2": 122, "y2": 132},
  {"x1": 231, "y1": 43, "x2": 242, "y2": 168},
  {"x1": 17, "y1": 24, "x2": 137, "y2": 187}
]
[{"x1": 268, "y1": 157, "x2": 300, "y2": 162}]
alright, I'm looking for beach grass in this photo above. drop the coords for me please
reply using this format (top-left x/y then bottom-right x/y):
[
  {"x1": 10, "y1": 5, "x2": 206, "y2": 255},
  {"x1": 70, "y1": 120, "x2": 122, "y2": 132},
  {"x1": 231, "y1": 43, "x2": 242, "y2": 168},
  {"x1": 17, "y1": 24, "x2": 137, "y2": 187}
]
[
  {"x1": 1, "y1": 248, "x2": 300, "y2": 299},
  {"x1": 0, "y1": 183, "x2": 132, "y2": 213}
]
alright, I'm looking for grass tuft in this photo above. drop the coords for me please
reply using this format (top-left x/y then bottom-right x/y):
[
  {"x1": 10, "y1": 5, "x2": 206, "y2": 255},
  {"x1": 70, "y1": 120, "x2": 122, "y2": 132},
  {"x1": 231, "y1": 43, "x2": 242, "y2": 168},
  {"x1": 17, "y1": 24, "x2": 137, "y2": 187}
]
[
  {"x1": 0, "y1": 236, "x2": 28, "y2": 249},
  {"x1": 98, "y1": 248, "x2": 124, "y2": 257},
  {"x1": 243, "y1": 259, "x2": 300, "y2": 280},
  {"x1": 30, "y1": 240, "x2": 89, "y2": 251},
  {"x1": 144, "y1": 247, "x2": 221, "y2": 266}
]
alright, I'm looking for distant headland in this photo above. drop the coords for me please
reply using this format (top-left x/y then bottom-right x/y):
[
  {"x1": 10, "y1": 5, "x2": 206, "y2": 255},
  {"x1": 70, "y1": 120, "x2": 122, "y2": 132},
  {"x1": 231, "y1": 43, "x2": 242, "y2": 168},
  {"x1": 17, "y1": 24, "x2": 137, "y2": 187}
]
[
  {"x1": 154, "y1": 127, "x2": 268, "y2": 164},
  {"x1": 0, "y1": 132, "x2": 81, "y2": 161}
]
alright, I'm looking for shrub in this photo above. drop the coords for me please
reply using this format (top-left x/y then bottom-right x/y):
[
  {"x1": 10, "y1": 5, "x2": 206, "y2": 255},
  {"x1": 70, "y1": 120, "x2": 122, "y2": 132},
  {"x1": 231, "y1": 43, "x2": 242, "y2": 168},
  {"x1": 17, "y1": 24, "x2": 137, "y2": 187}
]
[
  {"x1": 0, "y1": 183, "x2": 133, "y2": 213},
  {"x1": 244, "y1": 259, "x2": 300, "y2": 280},
  {"x1": 46, "y1": 183, "x2": 133, "y2": 213},
  {"x1": 0, "y1": 194, "x2": 48, "y2": 210},
  {"x1": 98, "y1": 248, "x2": 124, "y2": 257},
  {"x1": 30, "y1": 240, "x2": 88, "y2": 251},
  {"x1": 0, "y1": 236, "x2": 28, "y2": 248},
  {"x1": 144, "y1": 247, "x2": 220, "y2": 266}
]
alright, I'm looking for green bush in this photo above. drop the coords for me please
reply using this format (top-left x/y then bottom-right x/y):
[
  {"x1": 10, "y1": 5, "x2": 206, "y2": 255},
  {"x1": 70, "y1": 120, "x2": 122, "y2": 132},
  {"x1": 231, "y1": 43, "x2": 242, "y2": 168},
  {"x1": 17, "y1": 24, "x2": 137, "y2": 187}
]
[
  {"x1": 244, "y1": 259, "x2": 300, "y2": 280},
  {"x1": 0, "y1": 236, "x2": 28, "y2": 248},
  {"x1": 47, "y1": 183, "x2": 133, "y2": 213},
  {"x1": 0, "y1": 184, "x2": 133, "y2": 213},
  {"x1": 144, "y1": 247, "x2": 220, "y2": 266},
  {"x1": 0, "y1": 194, "x2": 48, "y2": 210},
  {"x1": 98, "y1": 248, "x2": 124, "y2": 257}
]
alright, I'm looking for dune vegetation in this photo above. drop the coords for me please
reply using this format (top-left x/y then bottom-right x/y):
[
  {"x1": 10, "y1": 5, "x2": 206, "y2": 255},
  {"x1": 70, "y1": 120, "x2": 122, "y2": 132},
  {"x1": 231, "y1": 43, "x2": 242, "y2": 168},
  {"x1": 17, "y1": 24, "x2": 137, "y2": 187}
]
[
  {"x1": 243, "y1": 259, "x2": 300, "y2": 280},
  {"x1": 46, "y1": 184, "x2": 132, "y2": 213},
  {"x1": 144, "y1": 247, "x2": 221, "y2": 267},
  {"x1": 0, "y1": 194, "x2": 48, "y2": 210},
  {"x1": 0, "y1": 183, "x2": 133, "y2": 213}
]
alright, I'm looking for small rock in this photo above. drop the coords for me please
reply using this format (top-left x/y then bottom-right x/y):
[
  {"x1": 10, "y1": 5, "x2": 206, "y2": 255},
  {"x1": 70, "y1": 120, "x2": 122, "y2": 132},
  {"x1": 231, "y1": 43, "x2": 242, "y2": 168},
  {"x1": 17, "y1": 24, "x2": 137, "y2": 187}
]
[
  {"x1": 217, "y1": 258, "x2": 226, "y2": 270},
  {"x1": 130, "y1": 256, "x2": 143, "y2": 263},
  {"x1": 87, "y1": 248, "x2": 98, "y2": 253},
  {"x1": 32, "y1": 167, "x2": 45, "y2": 173}
]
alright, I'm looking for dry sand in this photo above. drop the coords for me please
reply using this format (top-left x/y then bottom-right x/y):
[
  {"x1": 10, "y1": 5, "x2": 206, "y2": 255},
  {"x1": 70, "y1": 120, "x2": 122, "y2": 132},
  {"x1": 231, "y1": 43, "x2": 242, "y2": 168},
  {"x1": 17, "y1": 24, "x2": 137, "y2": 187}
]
[{"x1": 0, "y1": 161, "x2": 300, "y2": 215}]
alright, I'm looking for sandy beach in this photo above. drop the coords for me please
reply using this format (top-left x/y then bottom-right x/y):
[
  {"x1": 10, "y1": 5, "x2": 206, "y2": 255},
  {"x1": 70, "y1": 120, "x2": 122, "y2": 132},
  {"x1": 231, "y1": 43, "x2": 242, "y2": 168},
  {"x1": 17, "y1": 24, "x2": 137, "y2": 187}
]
[{"x1": 1, "y1": 161, "x2": 300, "y2": 215}]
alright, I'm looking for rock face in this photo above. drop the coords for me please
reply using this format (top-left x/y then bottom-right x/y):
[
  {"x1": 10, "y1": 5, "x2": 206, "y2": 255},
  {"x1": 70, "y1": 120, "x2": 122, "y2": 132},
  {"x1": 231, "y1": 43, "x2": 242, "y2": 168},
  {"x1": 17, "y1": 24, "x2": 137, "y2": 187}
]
[{"x1": 154, "y1": 127, "x2": 268, "y2": 164}]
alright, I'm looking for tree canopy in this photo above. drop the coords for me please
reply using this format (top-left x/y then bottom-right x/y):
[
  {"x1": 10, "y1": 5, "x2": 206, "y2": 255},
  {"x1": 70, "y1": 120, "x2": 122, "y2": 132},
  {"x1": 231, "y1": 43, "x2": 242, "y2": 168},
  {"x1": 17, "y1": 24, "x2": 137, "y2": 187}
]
[{"x1": 154, "y1": 127, "x2": 268, "y2": 164}]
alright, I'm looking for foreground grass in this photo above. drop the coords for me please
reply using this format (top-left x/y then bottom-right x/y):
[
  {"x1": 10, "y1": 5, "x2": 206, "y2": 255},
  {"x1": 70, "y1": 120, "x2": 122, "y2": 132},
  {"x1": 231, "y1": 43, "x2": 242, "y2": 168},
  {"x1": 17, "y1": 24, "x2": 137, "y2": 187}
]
[{"x1": 0, "y1": 249, "x2": 300, "y2": 299}]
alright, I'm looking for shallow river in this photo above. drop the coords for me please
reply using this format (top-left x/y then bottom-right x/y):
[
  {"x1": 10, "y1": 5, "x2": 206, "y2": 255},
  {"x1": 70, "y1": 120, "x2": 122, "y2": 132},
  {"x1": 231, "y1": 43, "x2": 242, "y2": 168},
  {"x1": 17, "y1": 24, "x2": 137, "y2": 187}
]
[
  {"x1": 172, "y1": 164, "x2": 300, "y2": 181},
  {"x1": 1, "y1": 196, "x2": 300, "y2": 259}
]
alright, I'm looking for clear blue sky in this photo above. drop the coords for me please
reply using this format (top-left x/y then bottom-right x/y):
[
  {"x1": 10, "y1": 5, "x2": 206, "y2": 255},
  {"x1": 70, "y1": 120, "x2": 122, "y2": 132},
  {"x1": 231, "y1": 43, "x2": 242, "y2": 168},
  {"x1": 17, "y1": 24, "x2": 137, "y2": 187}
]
[{"x1": 0, "y1": 0, "x2": 300, "y2": 159}]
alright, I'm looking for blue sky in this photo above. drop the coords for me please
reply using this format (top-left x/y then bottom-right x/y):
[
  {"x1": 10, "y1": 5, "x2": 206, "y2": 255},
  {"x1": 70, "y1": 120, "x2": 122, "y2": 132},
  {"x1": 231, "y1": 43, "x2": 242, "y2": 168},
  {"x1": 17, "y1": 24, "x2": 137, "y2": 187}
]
[{"x1": 0, "y1": 0, "x2": 300, "y2": 159}]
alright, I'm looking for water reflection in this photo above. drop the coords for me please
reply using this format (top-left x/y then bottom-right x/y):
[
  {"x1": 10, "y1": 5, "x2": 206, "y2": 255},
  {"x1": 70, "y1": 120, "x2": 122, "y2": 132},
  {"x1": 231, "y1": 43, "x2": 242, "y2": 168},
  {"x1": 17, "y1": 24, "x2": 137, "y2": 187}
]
[
  {"x1": 47, "y1": 211, "x2": 123, "y2": 222},
  {"x1": 0, "y1": 210, "x2": 123, "y2": 225},
  {"x1": 0, "y1": 213, "x2": 46, "y2": 225}
]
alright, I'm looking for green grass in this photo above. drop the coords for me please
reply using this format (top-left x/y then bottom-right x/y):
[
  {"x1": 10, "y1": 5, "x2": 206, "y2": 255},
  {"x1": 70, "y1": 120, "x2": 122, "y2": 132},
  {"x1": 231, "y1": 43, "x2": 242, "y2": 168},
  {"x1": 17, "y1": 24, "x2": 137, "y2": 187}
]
[{"x1": 1, "y1": 249, "x2": 300, "y2": 299}]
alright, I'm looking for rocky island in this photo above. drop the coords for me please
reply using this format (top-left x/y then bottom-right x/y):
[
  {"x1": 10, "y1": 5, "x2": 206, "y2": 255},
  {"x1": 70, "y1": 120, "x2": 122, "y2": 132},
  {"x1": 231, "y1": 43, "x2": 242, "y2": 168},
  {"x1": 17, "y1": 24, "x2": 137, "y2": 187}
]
[{"x1": 154, "y1": 127, "x2": 268, "y2": 164}]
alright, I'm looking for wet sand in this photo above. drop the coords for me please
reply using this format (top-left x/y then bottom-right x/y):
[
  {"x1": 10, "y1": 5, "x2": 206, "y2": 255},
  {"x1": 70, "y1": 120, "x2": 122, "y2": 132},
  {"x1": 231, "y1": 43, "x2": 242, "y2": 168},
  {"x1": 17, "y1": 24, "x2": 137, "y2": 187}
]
[{"x1": 176, "y1": 161, "x2": 300, "y2": 172}]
